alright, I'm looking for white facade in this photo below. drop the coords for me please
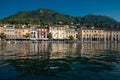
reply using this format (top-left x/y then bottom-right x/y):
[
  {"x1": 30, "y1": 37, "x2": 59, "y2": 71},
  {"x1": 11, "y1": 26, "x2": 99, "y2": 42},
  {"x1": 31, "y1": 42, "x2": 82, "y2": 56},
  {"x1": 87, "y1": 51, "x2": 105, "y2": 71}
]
[
  {"x1": 49, "y1": 26, "x2": 66, "y2": 39},
  {"x1": 30, "y1": 27, "x2": 37, "y2": 40}
]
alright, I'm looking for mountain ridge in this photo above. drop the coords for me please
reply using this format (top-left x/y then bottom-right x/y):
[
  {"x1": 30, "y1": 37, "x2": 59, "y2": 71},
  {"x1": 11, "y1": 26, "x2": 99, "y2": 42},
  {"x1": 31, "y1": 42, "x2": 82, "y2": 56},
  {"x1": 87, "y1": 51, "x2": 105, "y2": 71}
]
[{"x1": 1, "y1": 8, "x2": 120, "y2": 28}]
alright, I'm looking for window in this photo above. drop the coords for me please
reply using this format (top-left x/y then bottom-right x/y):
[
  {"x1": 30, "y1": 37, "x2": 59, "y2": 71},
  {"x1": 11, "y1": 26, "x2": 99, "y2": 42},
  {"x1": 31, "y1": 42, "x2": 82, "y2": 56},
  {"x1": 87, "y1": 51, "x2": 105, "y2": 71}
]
[{"x1": 31, "y1": 32, "x2": 33, "y2": 34}]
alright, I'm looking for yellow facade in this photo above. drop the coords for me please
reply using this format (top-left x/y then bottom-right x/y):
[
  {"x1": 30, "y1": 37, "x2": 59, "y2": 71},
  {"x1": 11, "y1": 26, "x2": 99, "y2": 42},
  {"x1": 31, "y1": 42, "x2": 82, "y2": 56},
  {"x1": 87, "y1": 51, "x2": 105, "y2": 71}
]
[
  {"x1": 79, "y1": 28, "x2": 120, "y2": 42},
  {"x1": 3, "y1": 27, "x2": 15, "y2": 39},
  {"x1": 15, "y1": 28, "x2": 29, "y2": 39},
  {"x1": 80, "y1": 29, "x2": 104, "y2": 41},
  {"x1": 66, "y1": 28, "x2": 77, "y2": 39}
]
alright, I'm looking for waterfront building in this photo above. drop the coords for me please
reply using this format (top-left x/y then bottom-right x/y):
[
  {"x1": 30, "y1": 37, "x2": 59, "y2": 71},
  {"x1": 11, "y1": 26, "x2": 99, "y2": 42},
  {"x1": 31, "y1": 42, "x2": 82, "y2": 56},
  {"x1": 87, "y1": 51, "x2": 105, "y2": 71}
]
[
  {"x1": 22, "y1": 28, "x2": 30, "y2": 37},
  {"x1": 15, "y1": 28, "x2": 29, "y2": 39},
  {"x1": 0, "y1": 24, "x2": 120, "y2": 42},
  {"x1": 66, "y1": 28, "x2": 77, "y2": 40},
  {"x1": 36, "y1": 27, "x2": 49, "y2": 40},
  {"x1": 30, "y1": 27, "x2": 37, "y2": 40},
  {"x1": 78, "y1": 28, "x2": 120, "y2": 42},
  {"x1": 104, "y1": 28, "x2": 120, "y2": 42},
  {"x1": 49, "y1": 25, "x2": 66, "y2": 40},
  {"x1": 78, "y1": 28, "x2": 104, "y2": 42},
  {"x1": 3, "y1": 26, "x2": 15, "y2": 39},
  {"x1": 0, "y1": 27, "x2": 3, "y2": 34},
  {"x1": 14, "y1": 29, "x2": 23, "y2": 39}
]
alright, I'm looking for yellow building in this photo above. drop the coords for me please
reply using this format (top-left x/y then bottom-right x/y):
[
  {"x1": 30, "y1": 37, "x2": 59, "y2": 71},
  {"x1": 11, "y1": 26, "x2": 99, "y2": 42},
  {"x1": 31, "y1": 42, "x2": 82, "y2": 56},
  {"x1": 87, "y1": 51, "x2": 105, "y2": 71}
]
[
  {"x1": 3, "y1": 27, "x2": 15, "y2": 39},
  {"x1": 15, "y1": 28, "x2": 29, "y2": 39},
  {"x1": 104, "y1": 28, "x2": 120, "y2": 42},
  {"x1": 66, "y1": 28, "x2": 77, "y2": 40},
  {"x1": 78, "y1": 28, "x2": 120, "y2": 42},
  {"x1": 79, "y1": 29, "x2": 104, "y2": 41}
]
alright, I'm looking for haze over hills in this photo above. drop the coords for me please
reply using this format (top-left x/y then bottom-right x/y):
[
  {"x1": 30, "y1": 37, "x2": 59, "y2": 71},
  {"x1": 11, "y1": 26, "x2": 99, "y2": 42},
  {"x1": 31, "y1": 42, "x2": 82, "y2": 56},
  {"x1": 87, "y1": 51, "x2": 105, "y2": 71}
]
[{"x1": 0, "y1": 8, "x2": 120, "y2": 28}]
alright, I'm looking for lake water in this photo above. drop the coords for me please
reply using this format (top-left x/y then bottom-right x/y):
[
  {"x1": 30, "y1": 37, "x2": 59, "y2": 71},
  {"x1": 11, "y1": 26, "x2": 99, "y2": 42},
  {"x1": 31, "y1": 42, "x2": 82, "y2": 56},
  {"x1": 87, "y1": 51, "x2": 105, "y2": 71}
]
[{"x1": 0, "y1": 41, "x2": 120, "y2": 80}]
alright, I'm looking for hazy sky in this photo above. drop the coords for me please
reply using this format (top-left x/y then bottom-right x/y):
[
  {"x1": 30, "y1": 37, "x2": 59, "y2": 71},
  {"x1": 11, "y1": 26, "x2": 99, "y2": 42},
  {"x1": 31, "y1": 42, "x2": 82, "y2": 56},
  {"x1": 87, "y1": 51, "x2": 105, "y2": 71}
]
[{"x1": 1, "y1": 0, "x2": 120, "y2": 21}]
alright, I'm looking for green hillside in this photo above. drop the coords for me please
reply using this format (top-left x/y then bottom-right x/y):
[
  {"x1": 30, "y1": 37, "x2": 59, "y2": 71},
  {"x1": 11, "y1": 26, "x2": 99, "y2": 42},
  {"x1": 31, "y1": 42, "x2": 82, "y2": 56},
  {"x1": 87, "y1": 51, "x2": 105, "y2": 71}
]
[
  {"x1": 1, "y1": 8, "x2": 76, "y2": 25},
  {"x1": 1, "y1": 8, "x2": 120, "y2": 28},
  {"x1": 81, "y1": 14, "x2": 120, "y2": 28}
]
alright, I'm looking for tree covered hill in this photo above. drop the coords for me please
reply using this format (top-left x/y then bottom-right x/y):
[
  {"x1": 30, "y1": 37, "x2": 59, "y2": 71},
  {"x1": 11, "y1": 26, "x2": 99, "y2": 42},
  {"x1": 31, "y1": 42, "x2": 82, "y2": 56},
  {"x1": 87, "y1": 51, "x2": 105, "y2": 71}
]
[
  {"x1": 1, "y1": 8, "x2": 76, "y2": 25},
  {"x1": 81, "y1": 14, "x2": 120, "y2": 28},
  {"x1": 1, "y1": 8, "x2": 120, "y2": 28}
]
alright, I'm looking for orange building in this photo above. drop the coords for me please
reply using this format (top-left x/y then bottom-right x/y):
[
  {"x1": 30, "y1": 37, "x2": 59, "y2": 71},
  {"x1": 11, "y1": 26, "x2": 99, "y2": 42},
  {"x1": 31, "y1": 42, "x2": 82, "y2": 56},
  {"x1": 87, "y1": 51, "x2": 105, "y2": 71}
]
[
  {"x1": 36, "y1": 27, "x2": 49, "y2": 40},
  {"x1": 0, "y1": 27, "x2": 3, "y2": 34}
]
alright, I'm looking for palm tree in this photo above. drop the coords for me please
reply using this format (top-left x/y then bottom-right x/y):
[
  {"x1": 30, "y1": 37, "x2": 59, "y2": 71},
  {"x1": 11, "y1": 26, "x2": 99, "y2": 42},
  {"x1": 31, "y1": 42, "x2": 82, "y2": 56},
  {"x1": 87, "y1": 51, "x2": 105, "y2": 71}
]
[
  {"x1": 47, "y1": 33, "x2": 52, "y2": 40},
  {"x1": 23, "y1": 33, "x2": 30, "y2": 41},
  {"x1": 0, "y1": 33, "x2": 6, "y2": 41},
  {"x1": 69, "y1": 35, "x2": 74, "y2": 41}
]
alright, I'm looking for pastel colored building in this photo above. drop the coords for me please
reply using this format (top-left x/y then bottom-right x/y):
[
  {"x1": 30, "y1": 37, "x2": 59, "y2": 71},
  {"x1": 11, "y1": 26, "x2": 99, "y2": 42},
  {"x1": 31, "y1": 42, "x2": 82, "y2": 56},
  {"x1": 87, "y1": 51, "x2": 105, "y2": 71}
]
[
  {"x1": 30, "y1": 27, "x2": 37, "y2": 40},
  {"x1": 36, "y1": 27, "x2": 49, "y2": 40},
  {"x1": 49, "y1": 25, "x2": 66, "y2": 40},
  {"x1": 0, "y1": 27, "x2": 3, "y2": 34},
  {"x1": 66, "y1": 28, "x2": 77, "y2": 40},
  {"x1": 104, "y1": 28, "x2": 120, "y2": 42},
  {"x1": 77, "y1": 28, "x2": 120, "y2": 42},
  {"x1": 15, "y1": 28, "x2": 29, "y2": 39},
  {"x1": 3, "y1": 27, "x2": 15, "y2": 39}
]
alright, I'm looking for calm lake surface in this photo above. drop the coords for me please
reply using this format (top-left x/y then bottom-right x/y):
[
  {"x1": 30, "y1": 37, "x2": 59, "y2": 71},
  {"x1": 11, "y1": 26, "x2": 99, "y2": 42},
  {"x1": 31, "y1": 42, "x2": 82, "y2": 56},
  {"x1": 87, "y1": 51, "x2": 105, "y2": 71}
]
[{"x1": 0, "y1": 41, "x2": 120, "y2": 80}]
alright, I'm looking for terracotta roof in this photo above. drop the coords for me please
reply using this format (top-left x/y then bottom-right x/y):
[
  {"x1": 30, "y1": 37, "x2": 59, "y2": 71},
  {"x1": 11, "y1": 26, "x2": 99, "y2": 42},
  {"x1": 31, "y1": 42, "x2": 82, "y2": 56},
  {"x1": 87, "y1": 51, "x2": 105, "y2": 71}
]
[{"x1": 104, "y1": 28, "x2": 120, "y2": 31}]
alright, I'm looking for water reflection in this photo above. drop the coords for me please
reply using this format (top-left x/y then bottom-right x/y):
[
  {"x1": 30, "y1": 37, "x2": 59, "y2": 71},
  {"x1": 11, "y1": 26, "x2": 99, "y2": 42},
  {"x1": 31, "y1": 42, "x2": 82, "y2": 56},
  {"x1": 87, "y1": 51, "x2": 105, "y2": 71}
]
[{"x1": 0, "y1": 42, "x2": 120, "y2": 80}]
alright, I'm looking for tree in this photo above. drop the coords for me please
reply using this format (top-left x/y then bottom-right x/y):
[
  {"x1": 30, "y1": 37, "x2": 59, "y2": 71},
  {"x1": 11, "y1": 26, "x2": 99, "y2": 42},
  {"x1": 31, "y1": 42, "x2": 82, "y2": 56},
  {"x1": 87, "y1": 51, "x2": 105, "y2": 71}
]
[
  {"x1": 69, "y1": 35, "x2": 74, "y2": 41},
  {"x1": 0, "y1": 33, "x2": 6, "y2": 40},
  {"x1": 23, "y1": 33, "x2": 30, "y2": 40},
  {"x1": 0, "y1": 19, "x2": 2, "y2": 24},
  {"x1": 47, "y1": 33, "x2": 52, "y2": 40}
]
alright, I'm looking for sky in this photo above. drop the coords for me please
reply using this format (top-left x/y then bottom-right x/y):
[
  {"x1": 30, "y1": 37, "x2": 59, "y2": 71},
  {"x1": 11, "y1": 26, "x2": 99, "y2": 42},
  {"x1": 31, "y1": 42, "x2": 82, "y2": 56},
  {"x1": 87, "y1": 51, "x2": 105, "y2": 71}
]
[{"x1": 0, "y1": 0, "x2": 120, "y2": 21}]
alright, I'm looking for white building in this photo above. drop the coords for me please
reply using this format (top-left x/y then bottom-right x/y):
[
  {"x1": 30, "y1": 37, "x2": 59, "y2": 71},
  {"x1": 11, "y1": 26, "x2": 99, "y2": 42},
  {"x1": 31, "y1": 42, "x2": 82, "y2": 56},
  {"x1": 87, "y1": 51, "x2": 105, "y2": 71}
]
[
  {"x1": 30, "y1": 27, "x2": 37, "y2": 40},
  {"x1": 49, "y1": 25, "x2": 66, "y2": 39}
]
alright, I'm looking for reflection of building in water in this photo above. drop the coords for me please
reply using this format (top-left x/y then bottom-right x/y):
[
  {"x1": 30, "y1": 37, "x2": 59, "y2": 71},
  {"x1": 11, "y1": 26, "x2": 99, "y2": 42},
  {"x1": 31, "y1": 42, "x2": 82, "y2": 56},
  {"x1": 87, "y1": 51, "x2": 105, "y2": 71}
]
[
  {"x1": 29, "y1": 42, "x2": 77, "y2": 59},
  {"x1": 80, "y1": 43, "x2": 120, "y2": 58},
  {"x1": 29, "y1": 42, "x2": 49, "y2": 54},
  {"x1": 30, "y1": 42, "x2": 38, "y2": 54},
  {"x1": 0, "y1": 42, "x2": 119, "y2": 60},
  {"x1": 50, "y1": 43, "x2": 77, "y2": 59},
  {"x1": 81, "y1": 43, "x2": 106, "y2": 55},
  {"x1": 0, "y1": 42, "x2": 30, "y2": 57}
]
